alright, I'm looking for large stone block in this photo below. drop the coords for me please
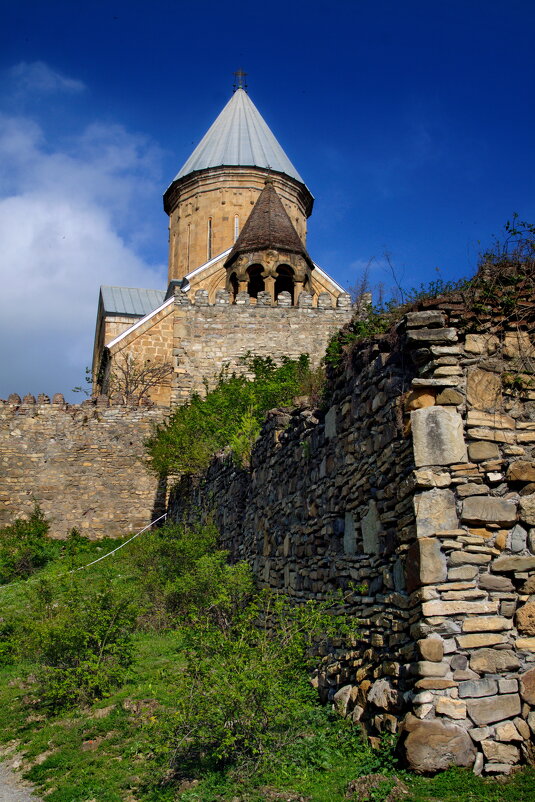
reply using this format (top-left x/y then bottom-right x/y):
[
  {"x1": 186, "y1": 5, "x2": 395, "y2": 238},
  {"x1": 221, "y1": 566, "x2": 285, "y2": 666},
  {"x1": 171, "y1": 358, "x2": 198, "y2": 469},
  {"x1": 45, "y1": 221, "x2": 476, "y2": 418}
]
[
  {"x1": 516, "y1": 602, "x2": 535, "y2": 635},
  {"x1": 411, "y1": 407, "x2": 467, "y2": 467},
  {"x1": 361, "y1": 500, "x2": 382, "y2": 555},
  {"x1": 466, "y1": 694, "x2": 521, "y2": 726},
  {"x1": 469, "y1": 648, "x2": 519, "y2": 674},
  {"x1": 404, "y1": 717, "x2": 476, "y2": 773},
  {"x1": 519, "y1": 494, "x2": 535, "y2": 525},
  {"x1": 520, "y1": 667, "x2": 535, "y2": 705},
  {"x1": 406, "y1": 538, "x2": 447, "y2": 592},
  {"x1": 458, "y1": 678, "x2": 498, "y2": 698},
  {"x1": 466, "y1": 368, "x2": 502, "y2": 409},
  {"x1": 492, "y1": 555, "x2": 535, "y2": 572},
  {"x1": 461, "y1": 496, "x2": 517, "y2": 526},
  {"x1": 422, "y1": 599, "x2": 498, "y2": 617},
  {"x1": 414, "y1": 488, "x2": 458, "y2": 537}
]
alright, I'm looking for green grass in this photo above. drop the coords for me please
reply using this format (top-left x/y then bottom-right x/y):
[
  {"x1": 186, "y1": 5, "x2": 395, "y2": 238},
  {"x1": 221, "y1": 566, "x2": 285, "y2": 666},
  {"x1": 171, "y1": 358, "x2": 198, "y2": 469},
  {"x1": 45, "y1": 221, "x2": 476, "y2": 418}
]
[{"x1": 1, "y1": 532, "x2": 535, "y2": 802}]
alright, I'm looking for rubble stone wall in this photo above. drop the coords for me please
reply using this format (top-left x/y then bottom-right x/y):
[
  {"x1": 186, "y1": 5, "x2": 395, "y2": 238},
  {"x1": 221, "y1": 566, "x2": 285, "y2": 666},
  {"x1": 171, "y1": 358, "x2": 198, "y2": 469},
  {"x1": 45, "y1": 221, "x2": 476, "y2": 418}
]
[
  {"x1": 171, "y1": 290, "x2": 535, "y2": 775},
  {"x1": 0, "y1": 396, "x2": 166, "y2": 539}
]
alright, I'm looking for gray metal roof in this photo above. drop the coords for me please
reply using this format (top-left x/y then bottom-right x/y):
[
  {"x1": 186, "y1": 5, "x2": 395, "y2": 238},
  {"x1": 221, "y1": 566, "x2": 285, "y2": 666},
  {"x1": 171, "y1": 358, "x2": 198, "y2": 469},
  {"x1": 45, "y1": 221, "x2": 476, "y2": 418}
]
[
  {"x1": 100, "y1": 286, "x2": 165, "y2": 317},
  {"x1": 173, "y1": 88, "x2": 304, "y2": 184}
]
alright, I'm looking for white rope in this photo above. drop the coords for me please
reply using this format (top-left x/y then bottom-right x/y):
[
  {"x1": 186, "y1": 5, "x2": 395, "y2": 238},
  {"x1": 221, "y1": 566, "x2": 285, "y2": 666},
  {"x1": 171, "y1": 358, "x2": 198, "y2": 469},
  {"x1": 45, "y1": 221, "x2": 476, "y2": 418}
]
[
  {"x1": 0, "y1": 512, "x2": 168, "y2": 594},
  {"x1": 71, "y1": 512, "x2": 168, "y2": 572}
]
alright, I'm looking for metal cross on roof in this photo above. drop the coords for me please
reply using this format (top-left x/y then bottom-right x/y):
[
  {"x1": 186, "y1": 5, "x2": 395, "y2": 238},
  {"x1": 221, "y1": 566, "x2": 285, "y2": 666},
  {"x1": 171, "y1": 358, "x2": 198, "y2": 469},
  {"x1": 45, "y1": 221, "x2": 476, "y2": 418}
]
[{"x1": 233, "y1": 69, "x2": 248, "y2": 92}]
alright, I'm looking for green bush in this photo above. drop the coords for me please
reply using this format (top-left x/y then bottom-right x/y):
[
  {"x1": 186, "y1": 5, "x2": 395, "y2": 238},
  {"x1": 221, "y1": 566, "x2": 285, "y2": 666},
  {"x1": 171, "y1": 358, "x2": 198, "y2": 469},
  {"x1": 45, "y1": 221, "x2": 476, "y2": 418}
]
[
  {"x1": 146, "y1": 354, "x2": 319, "y2": 475},
  {"x1": 0, "y1": 505, "x2": 60, "y2": 585},
  {"x1": 26, "y1": 575, "x2": 137, "y2": 710},
  {"x1": 130, "y1": 521, "x2": 253, "y2": 628},
  {"x1": 163, "y1": 591, "x2": 355, "y2": 778}
]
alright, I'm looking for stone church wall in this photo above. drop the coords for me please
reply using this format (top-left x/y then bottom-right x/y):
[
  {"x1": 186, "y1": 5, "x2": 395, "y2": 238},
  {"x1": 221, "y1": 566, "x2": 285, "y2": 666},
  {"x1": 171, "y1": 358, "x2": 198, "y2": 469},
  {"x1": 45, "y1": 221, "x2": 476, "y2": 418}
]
[
  {"x1": 0, "y1": 396, "x2": 167, "y2": 539},
  {"x1": 170, "y1": 284, "x2": 535, "y2": 774}
]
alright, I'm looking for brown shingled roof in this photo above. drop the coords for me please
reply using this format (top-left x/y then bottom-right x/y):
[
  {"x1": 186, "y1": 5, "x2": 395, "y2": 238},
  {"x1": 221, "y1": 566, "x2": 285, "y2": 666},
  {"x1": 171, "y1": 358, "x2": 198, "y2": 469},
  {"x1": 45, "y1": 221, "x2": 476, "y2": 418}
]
[{"x1": 225, "y1": 182, "x2": 313, "y2": 269}]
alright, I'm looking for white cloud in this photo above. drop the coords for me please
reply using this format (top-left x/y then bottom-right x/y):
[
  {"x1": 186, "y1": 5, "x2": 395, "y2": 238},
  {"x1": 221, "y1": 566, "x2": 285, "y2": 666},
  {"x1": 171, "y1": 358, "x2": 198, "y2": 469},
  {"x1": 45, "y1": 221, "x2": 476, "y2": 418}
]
[
  {"x1": 0, "y1": 111, "x2": 167, "y2": 399},
  {"x1": 9, "y1": 61, "x2": 86, "y2": 94}
]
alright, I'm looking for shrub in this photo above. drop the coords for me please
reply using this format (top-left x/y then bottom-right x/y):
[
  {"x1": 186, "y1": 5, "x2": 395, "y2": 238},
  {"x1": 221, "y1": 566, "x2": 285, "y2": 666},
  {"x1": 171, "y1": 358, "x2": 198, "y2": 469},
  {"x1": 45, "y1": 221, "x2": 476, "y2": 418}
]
[
  {"x1": 146, "y1": 354, "x2": 319, "y2": 475},
  {"x1": 130, "y1": 521, "x2": 253, "y2": 628},
  {"x1": 27, "y1": 575, "x2": 137, "y2": 710},
  {"x1": 163, "y1": 591, "x2": 355, "y2": 778},
  {"x1": 0, "y1": 505, "x2": 60, "y2": 585}
]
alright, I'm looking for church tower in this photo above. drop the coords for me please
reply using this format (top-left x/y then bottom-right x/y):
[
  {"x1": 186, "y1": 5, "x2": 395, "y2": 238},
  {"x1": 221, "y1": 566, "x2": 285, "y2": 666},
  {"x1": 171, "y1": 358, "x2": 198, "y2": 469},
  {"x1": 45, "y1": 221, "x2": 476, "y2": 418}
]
[{"x1": 163, "y1": 75, "x2": 313, "y2": 285}]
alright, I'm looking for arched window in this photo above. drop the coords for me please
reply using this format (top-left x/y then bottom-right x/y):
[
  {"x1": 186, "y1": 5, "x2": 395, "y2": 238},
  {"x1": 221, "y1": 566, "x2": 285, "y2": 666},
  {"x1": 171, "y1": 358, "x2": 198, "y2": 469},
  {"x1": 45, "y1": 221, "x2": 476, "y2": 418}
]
[
  {"x1": 247, "y1": 264, "x2": 265, "y2": 299},
  {"x1": 228, "y1": 272, "x2": 239, "y2": 301},
  {"x1": 207, "y1": 218, "x2": 212, "y2": 260},
  {"x1": 275, "y1": 265, "x2": 295, "y2": 304},
  {"x1": 234, "y1": 215, "x2": 240, "y2": 242}
]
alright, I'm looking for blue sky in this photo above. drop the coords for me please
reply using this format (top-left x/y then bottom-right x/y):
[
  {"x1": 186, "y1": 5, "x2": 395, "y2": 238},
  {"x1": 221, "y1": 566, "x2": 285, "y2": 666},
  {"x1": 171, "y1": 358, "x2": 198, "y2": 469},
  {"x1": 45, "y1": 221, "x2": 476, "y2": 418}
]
[{"x1": 1, "y1": 0, "x2": 534, "y2": 398}]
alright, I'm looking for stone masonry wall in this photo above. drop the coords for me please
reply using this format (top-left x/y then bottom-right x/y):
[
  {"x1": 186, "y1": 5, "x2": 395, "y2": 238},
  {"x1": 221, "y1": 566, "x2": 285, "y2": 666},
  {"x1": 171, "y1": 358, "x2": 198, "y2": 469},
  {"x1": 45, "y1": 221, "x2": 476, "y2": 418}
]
[
  {"x1": 0, "y1": 395, "x2": 166, "y2": 539},
  {"x1": 171, "y1": 282, "x2": 535, "y2": 775},
  {"x1": 171, "y1": 288, "x2": 352, "y2": 404}
]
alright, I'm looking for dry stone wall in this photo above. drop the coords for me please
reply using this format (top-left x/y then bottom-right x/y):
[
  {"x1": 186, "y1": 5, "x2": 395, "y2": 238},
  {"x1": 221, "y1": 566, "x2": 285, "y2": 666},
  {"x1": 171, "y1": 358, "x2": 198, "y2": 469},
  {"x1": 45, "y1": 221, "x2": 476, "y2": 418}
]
[
  {"x1": 0, "y1": 395, "x2": 166, "y2": 539},
  {"x1": 171, "y1": 284, "x2": 535, "y2": 775}
]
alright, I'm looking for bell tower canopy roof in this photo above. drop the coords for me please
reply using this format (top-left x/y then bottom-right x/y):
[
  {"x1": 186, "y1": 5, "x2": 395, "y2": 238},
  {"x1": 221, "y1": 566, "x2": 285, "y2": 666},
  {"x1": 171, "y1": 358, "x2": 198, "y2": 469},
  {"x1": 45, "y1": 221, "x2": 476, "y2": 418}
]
[
  {"x1": 172, "y1": 88, "x2": 305, "y2": 185},
  {"x1": 225, "y1": 182, "x2": 313, "y2": 269}
]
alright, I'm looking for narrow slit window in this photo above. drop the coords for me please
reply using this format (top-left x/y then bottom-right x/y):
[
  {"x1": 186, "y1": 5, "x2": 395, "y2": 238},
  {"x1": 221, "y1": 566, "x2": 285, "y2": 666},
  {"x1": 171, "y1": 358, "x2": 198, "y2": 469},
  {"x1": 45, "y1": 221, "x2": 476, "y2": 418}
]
[
  {"x1": 234, "y1": 215, "x2": 240, "y2": 242},
  {"x1": 207, "y1": 218, "x2": 212, "y2": 260}
]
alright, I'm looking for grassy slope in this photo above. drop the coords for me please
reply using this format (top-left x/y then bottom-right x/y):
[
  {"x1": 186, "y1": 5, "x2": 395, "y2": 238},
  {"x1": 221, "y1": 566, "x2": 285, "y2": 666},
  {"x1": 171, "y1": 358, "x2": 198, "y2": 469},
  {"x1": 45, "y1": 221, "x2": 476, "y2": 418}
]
[{"x1": 0, "y1": 544, "x2": 535, "y2": 802}]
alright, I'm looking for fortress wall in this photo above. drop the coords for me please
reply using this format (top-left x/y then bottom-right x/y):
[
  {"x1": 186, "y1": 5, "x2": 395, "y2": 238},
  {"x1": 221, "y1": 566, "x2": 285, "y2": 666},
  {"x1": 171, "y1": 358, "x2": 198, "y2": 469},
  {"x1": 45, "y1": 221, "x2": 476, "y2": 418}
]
[
  {"x1": 171, "y1": 283, "x2": 535, "y2": 774},
  {"x1": 0, "y1": 397, "x2": 166, "y2": 539},
  {"x1": 171, "y1": 290, "x2": 353, "y2": 404}
]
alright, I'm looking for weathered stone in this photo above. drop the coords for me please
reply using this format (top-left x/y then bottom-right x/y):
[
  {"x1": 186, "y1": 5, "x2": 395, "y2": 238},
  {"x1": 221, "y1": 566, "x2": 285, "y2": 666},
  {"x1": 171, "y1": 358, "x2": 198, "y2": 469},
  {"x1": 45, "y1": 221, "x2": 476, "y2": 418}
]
[
  {"x1": 466, "y1": 368, "x2": 502, "y2": 409},
  {"x1": 492, "y1": 555, "x2": 535, "y2": 572},
  {"x1": 436, "y1": 388, "x2": 464, "y2": 405},
  {"x1": 361, "y1": 500, "x2": 381, "y2": 555},
  {"x1": 470, "y1": 726, "x2": 493, "y2": 742},
  {"x1": 468, "y1": 441, "x2": 501, "y2": 462},
  {"x1": 519, "y1": 494, "x2": 535, "y2": 525},
  {"x1": 343, "y1": 511, "x2": 356, "y2": 556},
  {"x1": 423, "y1": 599, "x2": 498, "y2": 617},
  {"x1": 499, "y1": 679, "x2": 518, "y2": 694},
  {"x1": 479, "y1": 574, "x2": 514, "y2": 592},
  {"x1": 436, "y1": 697, "x2": 467, "y2": 719},
  {"x1": 507, "y1": 461, "x2": 535, "y2": 483},
  {"x1": 448, "y1": 565, "x2": 479, "y2": 581},
  {"x1": 413, "y1": 469, "x2": 451, "y2": 488},
  {"x1": 406, "y1": 538, "x2": 447, "y2": 592},
  {"x1": 456, "y1": 483, "x2": 488, "y2": 498},
  {"x1": 405, "y1": 389, "x2": 436, "y2": 411},
  {"x1": 495, "y1": 721, "x2": 523, "y2": 742},
  {"x1": 510, "y1": 524, "x2": 528, "y2": 552},
  {"x1": 456, "y1": 633, "x2": 506, "y2": 648},
  {"x1": 468, "y1": 427, "x2": 516, "y2": 444},
  {"x1": 520, "y1": 575, "x2": 535, "y2": 594},
  {"x1": 528, "y1": 711, "x2": 535, "y2": 735},
  {"x1": 367, "y1": 678, "x2": 399, "y2": 711},
  {"x1": 461, "y1": 496, "x2": 517, "y2": 526},
  {"x1": 415, "y1": 679, "x2": 457, "y2": 690},
  {"x1": 462, "y1": 616, "x2": 513, "y2": 632},
  {"x1": 324, "y1": 406, "x2": 337, "y2": 438},
  {"x1": 516, "y1": 637, "x2": 535, "y2": 651},
  {"x1": 458, "y1": 678, "x2": 498, "y2": 698},
  {"x1": 503, "y1": 331, "x2": 535, "y2": 359},
  {"x1": 469, "y1": 649, "x2": 519, "y2": 674},
  {"x1": 411, "y1": 407, "x2": 467, "y2": 467},
  {"x1": 466, "y1": 694, "x2": 521, "y2": 726},
  {"x1": 405, "y1": 311, "x2": 447, "y2": 329},
  {"x1": 466, "y1": 410, "x2": 515, "y2": 430},
  {"x1": 415, "y1": 661, "x2": 449, "y2": 677},
  {"x1": 516, "y1": 602, "x2": 535, "y2": 635},
  {"x1": 404, "y1": 718, "x2": 476, "y2": 773},
  {"x1": 407, "y1": 327, "x2": 458, "y2": 344},
  {"x1": 519, "y1": 667, "x2": 535, "y2": 705},
  {"x1": 418, "y1": 637, "x2": 444, "y2": 662},
  {"x1": 414, "y1": 488, "x2": 458, "y2": 537},
  {"x1": 450, "y1": 654, "x2": 468, "y2": 670},
  {"x1": 464, "y1": 333, "x2": 499, "y2": 355},
  {"x1": 514, "y1": 717, "x2": 530, "y2": 739},
  {"x1": 481, "y1": 740, "x2": 520, "y2": 764},
  {"x1": 448, "y1": 551, "x2": 492, "y2": 565},
  {"x1": 333, "y1": 684, "x2": 352, "y2": 716}
]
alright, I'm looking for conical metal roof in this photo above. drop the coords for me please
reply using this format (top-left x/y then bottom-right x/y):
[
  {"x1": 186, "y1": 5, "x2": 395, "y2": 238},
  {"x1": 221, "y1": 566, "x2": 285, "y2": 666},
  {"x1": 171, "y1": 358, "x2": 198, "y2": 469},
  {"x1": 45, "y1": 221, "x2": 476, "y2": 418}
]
[{"x1": 173, "y1": 88, "x2": 304, "y2": 184}]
